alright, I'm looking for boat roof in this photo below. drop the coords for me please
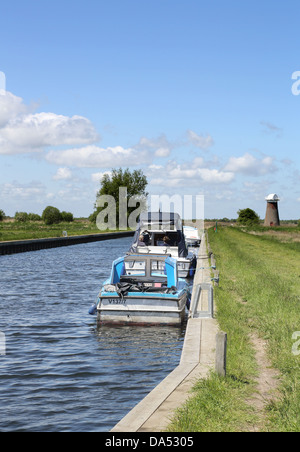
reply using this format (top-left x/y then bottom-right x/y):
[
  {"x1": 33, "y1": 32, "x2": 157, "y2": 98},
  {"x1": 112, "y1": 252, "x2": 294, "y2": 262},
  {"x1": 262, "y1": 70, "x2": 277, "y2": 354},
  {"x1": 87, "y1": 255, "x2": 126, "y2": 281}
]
[
  {"x1": 140, "y1": 212, "x2": 181, "y2": 222},
  {"x1": 139, "y1": 212, "x2": 182, "y2": 229}
]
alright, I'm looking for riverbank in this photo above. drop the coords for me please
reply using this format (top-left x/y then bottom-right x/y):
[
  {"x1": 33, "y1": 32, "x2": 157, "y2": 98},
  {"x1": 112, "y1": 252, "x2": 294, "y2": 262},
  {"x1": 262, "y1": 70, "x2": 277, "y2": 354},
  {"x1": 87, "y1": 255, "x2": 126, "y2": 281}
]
[
  {"x1": 0, "y1": 231, "x2": 134, "y2": 255},
  {"x1": 0, "y1": 219, "x2": 111, "y2": 242},
  {"x1": 168, "y1": 226, "x2": 300, "y2": 432}
]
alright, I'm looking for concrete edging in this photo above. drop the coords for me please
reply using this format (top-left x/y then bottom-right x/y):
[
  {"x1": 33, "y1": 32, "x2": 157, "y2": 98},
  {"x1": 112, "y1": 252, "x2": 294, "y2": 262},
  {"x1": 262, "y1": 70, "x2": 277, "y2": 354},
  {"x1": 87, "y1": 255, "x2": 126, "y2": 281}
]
[{"x1": 0, "y1": 231, "x2": 134, "y2": 256}]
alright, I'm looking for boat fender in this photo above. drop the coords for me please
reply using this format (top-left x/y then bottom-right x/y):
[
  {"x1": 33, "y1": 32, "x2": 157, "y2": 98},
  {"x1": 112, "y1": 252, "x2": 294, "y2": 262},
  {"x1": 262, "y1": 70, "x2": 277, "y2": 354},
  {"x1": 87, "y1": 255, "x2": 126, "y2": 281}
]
[{"x1": 89, "y1": 304, "x2": 97, "y2": 316}]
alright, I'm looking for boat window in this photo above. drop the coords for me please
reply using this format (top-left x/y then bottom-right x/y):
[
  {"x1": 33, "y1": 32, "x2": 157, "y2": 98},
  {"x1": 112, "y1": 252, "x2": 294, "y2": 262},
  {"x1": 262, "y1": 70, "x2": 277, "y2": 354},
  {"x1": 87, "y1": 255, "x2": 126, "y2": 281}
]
[
  {"x1": 151, "y1": 260, "x2": 166, "y2": 276},
  {"x1": 153, "y1": 233, "x2": 178, "y2": 246},
  {"x1": 124, "y1": 260, "x2": 146, "y2": 276}
]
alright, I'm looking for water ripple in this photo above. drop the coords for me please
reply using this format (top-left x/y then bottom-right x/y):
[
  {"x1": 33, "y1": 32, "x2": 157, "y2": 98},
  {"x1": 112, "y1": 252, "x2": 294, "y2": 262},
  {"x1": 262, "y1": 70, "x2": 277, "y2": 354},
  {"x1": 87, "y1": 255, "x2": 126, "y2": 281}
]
[{"x1": 0, "y1": 238, "x2": 186, "y2": 432}]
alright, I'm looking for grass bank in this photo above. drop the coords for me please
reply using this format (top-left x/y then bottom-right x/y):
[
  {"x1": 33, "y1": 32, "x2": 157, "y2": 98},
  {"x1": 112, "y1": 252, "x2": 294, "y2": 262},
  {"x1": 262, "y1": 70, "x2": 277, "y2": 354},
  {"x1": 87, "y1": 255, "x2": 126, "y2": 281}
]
[
  {"x1": 168, "y1": 226, "x2": 300, "y2": 432},
  {"x1": 0, "y1": 219, "x2": 115, "y2": 242}
]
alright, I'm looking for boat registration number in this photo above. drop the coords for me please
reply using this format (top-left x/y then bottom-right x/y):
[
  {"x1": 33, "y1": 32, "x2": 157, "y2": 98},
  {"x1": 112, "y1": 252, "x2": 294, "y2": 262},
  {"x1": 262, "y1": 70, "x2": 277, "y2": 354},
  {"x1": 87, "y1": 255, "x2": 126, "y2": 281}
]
[{"x1": 107, "y1": 298, "x2": 126, "y2": 305}]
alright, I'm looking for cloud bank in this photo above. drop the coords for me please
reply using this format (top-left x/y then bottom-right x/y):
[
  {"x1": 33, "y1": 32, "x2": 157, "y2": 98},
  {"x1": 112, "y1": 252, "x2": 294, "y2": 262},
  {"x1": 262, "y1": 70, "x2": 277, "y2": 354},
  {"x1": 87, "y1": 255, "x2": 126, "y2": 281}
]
[{"x1": 0, "y1": 92, "x2": 100, "y2": 155}]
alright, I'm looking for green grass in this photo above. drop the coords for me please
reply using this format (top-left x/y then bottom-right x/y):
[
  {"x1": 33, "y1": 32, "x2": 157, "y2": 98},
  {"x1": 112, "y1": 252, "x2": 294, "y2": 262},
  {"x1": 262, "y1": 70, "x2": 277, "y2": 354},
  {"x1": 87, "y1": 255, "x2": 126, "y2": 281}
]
[
  {"x1": 168, "y1": 226, "x2": 300, "y2": 432},
  {"x1": 0, "y1": 220, "x2": 117, "y2": 242}
]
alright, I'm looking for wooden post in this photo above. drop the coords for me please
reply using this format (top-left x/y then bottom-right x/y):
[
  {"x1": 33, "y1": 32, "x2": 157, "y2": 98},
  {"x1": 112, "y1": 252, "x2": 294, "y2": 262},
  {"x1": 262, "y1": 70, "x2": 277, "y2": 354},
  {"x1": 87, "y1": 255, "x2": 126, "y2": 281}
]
[{"x1": 215, "y1": 332, "x2": 227, "y2": 377}]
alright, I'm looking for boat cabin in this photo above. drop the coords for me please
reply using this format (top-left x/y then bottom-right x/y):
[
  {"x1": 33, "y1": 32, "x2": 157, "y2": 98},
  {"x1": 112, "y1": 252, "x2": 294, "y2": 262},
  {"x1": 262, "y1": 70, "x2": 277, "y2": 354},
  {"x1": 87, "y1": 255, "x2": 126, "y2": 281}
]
[
  {"x1": 130, "y1": 212, "x2": 188, "y2": 257},
  {"x1": 109, "y1": 254, "x2": 179, "y2": 289}
]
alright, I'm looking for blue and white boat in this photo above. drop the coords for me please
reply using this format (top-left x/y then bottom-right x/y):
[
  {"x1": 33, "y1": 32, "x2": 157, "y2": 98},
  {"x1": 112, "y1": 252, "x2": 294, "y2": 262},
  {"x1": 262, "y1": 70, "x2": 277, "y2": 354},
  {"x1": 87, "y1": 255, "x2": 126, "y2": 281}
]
[
  {"x1": 129, "y1": 212, "x2": 197, "y2": 278},
  {"x1": 183, "y1": 225, "x2": 201, "y2": 247},
  {"x1": 90, "y1": 253, "x2": 190, "y2": 325}
]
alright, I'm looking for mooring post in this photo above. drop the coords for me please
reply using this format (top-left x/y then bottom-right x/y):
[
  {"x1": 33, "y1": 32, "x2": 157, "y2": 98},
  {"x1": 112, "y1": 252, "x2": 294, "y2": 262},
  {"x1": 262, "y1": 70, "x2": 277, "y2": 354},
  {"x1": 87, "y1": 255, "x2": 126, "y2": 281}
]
[{"x1": 215, "y1": 332, "x2": 227, "y2": 377}]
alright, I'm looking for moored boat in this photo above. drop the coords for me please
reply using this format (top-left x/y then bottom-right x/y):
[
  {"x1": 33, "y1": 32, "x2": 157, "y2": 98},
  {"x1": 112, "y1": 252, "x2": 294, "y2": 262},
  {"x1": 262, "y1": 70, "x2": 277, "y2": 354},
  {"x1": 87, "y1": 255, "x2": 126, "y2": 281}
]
[
  {"x1": 183, "y1": 225, "x2": 201, "y2": 247},
  {"x1": 89, "y1": 253, "x2": 190, "y2": 325},
  {"x1": 129, "y1": 212, "x2": 197, "y2": 278}
]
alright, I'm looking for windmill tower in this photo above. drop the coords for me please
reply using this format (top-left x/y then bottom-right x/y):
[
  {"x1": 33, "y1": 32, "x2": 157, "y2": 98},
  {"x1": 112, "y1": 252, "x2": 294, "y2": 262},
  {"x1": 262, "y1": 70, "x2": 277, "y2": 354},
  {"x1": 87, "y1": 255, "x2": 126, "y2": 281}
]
[{"x1": 264, "y1": 194, "x2": 280, "y2": 227}]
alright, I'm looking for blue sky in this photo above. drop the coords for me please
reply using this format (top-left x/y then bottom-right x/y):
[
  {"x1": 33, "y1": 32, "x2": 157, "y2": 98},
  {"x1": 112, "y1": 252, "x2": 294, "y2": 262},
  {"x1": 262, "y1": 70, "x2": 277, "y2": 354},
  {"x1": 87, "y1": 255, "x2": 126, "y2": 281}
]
[{"x1": 1, "y1": 0, "x2": 300, "y2": 219}]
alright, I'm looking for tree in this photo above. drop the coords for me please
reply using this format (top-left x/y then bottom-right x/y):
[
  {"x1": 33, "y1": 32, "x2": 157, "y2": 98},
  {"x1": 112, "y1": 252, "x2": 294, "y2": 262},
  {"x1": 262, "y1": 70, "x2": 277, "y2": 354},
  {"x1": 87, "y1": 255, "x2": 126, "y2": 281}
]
[
  {"x1": 61, "y1": 211, "x2": 74, "y2": 222},
  {"x1": 0, "y1": 210, "x2": 5, "y2": 222},
  {"x1": 91, "y1": 168, "x2": 148, "y2": 229},
  {"x1": 42, "y1": 206, "x2": 62, "y2": 225},
  {"x1": 28, "y1": 213, "x2": 42, "y2": 221},
  {"x1": 237, "y1": 208, "x2": 260, "y2": 226},
  {"x1": 15, "y1": 212, "x2": 29, "y2": 222}
]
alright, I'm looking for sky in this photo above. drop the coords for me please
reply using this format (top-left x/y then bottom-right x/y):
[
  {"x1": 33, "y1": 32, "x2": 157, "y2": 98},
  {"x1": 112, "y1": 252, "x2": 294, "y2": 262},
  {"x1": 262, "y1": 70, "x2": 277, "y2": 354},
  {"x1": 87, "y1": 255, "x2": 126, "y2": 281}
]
[{"x1": 1, "y1": 0, "x2": 300, "y2": 220}]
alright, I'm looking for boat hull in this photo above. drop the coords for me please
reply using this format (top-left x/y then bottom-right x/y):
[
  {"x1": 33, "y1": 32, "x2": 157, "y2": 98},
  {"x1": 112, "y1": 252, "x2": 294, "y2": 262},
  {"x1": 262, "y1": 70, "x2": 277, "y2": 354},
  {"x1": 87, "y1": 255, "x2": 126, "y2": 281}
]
[{"x1": 97, "y1": 292, "x2": 187, "y2": 326}]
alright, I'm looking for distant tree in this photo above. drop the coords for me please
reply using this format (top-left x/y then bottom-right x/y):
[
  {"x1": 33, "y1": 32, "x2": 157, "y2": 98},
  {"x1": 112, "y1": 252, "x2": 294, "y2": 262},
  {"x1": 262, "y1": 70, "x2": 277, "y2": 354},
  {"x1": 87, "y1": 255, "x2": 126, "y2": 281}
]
[
  {"x1": 0, "y1": 209, "x2": 5, "y2": 222},
  {"x1": 61, "y1": 211, "x2": 74, "y2": 223},
  {"x1": 237, "y1": 208, "x2": 260, "y2": 226},
  {"x1": 42, "y1": 206, "x2": 62, "y2": 225},
  {"x1": 28, "y1": 213, "x2": 42, "y2": 221},
  {"x1": 15, "y1": 212, "x2": 29, "y2": 222},
  {"x1": 91, "y1": 168, "x2": 148, "y2": 228}
]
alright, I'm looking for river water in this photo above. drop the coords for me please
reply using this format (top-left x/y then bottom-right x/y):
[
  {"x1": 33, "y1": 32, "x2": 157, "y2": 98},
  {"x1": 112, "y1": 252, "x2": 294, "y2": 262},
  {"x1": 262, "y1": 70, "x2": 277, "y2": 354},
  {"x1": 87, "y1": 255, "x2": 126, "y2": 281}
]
[{"x1": 0, "y1": 237, "x2": 187, "y2": 432}]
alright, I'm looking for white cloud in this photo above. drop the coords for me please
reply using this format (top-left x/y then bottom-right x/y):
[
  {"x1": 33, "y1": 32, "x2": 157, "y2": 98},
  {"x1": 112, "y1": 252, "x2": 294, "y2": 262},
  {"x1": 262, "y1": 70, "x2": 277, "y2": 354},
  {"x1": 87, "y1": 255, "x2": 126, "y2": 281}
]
[
  {"x1": 46, "y1": 145, "x2": 151, "y2": 168},
  {"x1": 198, "y1": 168, "x2": 235, "y2": 184},
  {"x1": 53, "y1": 167, "x2": 73, "y2": 180},
  {"x1": 223, "y1": 152, "x2": 276, "y2": 175},
  {"x1": 150, "y1": 178, "x2": 184, "y2": 188},
  {"x1": 0, "y1": 92, "x2": 100, "y2": 155},
  {"x1": 0, "y1": 181, "x2": 46, "y2": 200},
  {"x1": 187, "y1": 130, "x2": 214, "y2": 149},
  {"x1": 0, "y1": 91, "x2": 29, "y2": 128},
  {"x1": 134, "y1": 134, "x2": 173, "y2": 158},
  {"x1": 91, "y1": 171, "x2": 112, "y2": 183},
  {"x1": 149, "y1": 159, "x2": 234, "y2": 188}
]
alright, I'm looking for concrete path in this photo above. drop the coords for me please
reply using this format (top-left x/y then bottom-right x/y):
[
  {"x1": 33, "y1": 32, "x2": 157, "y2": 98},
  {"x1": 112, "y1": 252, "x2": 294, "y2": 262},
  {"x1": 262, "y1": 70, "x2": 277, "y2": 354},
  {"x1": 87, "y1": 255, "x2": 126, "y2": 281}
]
[{"x1": 111, "y1": 234, "x2": 219, "y2": 433}]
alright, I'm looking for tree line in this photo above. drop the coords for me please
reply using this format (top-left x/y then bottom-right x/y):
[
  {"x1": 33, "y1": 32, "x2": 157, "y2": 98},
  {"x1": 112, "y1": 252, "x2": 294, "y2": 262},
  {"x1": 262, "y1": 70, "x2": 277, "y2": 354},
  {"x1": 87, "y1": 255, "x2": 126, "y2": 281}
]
[{"x1": 0, "y1": 207, "x2": 74, "y2": 225}]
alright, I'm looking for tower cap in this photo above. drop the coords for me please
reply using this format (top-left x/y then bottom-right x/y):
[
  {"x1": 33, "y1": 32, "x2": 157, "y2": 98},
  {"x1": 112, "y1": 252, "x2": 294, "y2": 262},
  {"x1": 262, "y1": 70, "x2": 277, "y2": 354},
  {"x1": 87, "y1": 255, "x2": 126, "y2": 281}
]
[{"x1": 265, "y1": 194, "x2": 280, "y2": 202}]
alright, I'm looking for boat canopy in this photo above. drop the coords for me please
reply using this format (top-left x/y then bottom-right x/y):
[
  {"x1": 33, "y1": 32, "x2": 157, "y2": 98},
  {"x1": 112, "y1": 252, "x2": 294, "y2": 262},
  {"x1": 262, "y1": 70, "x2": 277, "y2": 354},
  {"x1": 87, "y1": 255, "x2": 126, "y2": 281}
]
[
  {"x1": 139, "y1": 212, "x2": 182, "y2": 230},
  {"x1": 109, "y1": 254, "x2": 178, "y2": 288},
  {"x1": 130, "y1": 212, "x2": 188, "y2": 257}
]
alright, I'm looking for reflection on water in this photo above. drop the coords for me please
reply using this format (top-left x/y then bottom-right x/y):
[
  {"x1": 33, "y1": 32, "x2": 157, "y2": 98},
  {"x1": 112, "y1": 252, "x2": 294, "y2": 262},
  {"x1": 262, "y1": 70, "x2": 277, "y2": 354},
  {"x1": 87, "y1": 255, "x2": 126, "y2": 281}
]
[{"x1": 0, "y1": 238, "x2": 187, "y2": 432}]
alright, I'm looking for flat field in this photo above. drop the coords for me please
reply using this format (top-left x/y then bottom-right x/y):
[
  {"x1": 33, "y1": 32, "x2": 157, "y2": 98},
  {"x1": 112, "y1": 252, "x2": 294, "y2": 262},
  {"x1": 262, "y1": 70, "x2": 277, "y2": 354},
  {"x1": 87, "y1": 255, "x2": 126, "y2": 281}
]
[
  {"x1": 0, "y1": 219, "x2": 108, "y2": 242},
  {"x1": 169, "y1": 226, "x2": 300, "y2": 432}
]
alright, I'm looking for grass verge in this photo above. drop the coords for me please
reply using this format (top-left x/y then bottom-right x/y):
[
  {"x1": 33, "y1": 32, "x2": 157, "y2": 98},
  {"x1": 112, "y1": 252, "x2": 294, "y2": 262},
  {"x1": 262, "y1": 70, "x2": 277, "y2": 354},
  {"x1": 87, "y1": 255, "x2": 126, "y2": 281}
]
[
  {"x1": 168, "y1": 226, "x2": 300, "y2": 432},
  {"x1": 0, "y1": 220, "x2": 118, "y2": 242}
]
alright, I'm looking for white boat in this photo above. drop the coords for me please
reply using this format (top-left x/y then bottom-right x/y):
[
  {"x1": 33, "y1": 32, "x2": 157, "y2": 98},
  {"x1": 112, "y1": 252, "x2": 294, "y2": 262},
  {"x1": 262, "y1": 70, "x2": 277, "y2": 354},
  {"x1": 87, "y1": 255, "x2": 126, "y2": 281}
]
[
  {"x1": 183, "y1": 225, "x2": 201, "y2": 247},
  {"x1": 90, "y1": 254, "x2": 190, "y2": 326},
  {"x1": 129, "y1": 212, "x2": 197, "y2": 278}
]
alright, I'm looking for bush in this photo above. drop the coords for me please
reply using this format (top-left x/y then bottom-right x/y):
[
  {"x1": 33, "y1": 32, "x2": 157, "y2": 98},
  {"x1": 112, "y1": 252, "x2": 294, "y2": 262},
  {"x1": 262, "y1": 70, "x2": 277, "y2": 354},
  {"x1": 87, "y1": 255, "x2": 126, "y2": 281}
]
[
  {"x1": 61, "y1": 211, "x2": 74, "y2": 223},
  {"x1": 237, "y1": 208, "x2": 260, "y2": 226},
  {"x1": 42, "y1": 206, "x2": 62, "y2": 225},
  {"x1": 0, "y1": 210, "x2": 5, "y2": 221},
  {"x1": 15, "y1": 212, "x2": 29, "y2": 222},
  {"x1": 89, "y1": 211, "x2": 98, "y2": 223},
  {"x1": 28, "y1": 213, "x2": 42, "y2": 221}
]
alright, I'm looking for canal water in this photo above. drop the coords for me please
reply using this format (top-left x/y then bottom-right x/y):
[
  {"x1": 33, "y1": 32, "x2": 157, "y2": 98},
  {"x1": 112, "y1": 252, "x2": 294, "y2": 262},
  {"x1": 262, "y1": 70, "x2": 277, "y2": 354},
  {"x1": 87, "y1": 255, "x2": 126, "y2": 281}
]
[{"x1": 0, "y1": 237, "x2": 187, "y2": 432}]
